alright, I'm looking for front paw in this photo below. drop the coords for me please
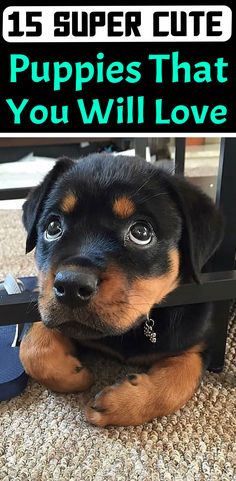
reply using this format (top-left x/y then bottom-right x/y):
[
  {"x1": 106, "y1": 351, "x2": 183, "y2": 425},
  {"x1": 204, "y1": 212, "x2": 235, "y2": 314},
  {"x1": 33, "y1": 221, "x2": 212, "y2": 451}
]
[
  {"x1": 85, "y1": 373, "x2": 154, "y2": 427},
  {"x1": 20, "y1": 327, "x2": 94, "y2": 393},
  {"x1": 49, "y1": 355, "x2": 94, "y2": 393},
  {"x1": 23, "y1": 349, "x2": 94, "y2": 393}
]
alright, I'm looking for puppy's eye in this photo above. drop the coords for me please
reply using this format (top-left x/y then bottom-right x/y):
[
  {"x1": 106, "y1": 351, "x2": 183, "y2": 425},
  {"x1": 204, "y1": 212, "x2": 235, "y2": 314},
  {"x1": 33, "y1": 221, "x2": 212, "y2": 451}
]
[
  {"x1": 45, "y1": 220, "x2": 63, "y2": 241},
  {"x1": 127, "y1": 221, "x2": 153, "y2": 246}
]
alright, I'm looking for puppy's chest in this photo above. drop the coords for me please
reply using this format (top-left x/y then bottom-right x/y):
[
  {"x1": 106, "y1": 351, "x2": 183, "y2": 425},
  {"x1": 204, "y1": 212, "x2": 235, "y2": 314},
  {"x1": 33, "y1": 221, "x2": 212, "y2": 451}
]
[{"x1": 78, "y1": 318, "x2": 168, "y2": 366}]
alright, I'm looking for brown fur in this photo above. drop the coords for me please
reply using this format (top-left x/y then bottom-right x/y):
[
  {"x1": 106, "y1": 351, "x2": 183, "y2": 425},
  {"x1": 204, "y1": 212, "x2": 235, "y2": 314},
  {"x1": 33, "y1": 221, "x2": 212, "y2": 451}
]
[
  {"x1": 60, "y1": 192, "x2": 77, "y2": 213},
  {"x1": 91, "y1": 248, "x2": 179, "y2": 331},
  {"x1": 20, "y1": 322, "x2": 93, "y2": 392},
  {"x1": 38, "y1": 269, "x2": 54, "y2": 295},
  {"x1": 37, "y1": 269, "x2": 56, "y2": 318},
  {"x1": 85, "y1": 345, "x2": 203, "y2": 426},
  {"x1": 112, "y1": 196, "x2": 135, "y2": 218}
]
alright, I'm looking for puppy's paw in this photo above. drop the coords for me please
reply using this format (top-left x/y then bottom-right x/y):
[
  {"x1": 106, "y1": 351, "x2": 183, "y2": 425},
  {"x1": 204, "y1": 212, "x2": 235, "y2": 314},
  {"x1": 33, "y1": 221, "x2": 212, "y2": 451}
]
[
  {"x1": 85, "y1": 373, "x2": 153, "y2": 427},
  {"x1": 49, "y1": 355, "x2": 94, "y2": 393},
  {"x1": 23, "y1": 348, "x2": 94, "y2": 393},
  {"x1": 20, "y1": 323, "x2": 94, "y2": 393}
]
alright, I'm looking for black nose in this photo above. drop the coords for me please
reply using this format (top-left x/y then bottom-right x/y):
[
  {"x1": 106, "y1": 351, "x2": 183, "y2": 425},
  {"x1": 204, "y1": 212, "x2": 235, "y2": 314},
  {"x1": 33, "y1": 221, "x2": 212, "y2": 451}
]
[{"x1": 54, "y1": 270, "x2": 98, "y2": 305}]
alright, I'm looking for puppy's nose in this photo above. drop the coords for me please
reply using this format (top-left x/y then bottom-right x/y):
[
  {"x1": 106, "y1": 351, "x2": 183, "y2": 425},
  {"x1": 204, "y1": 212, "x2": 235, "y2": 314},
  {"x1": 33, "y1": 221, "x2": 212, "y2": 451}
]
[{"x1": 54, "y1": 270, "x2": 98, "y2": 304}]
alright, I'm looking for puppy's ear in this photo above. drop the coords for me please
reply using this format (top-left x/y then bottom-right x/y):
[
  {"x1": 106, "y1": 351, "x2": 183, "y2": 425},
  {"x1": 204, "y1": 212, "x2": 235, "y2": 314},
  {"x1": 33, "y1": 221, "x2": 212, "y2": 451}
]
[
  {"x1": 164, "y1": 174, "x2": 224, "y2": 283},
  {"x1": 23, "y1": 157, "x2": 74, "y2": 253}
]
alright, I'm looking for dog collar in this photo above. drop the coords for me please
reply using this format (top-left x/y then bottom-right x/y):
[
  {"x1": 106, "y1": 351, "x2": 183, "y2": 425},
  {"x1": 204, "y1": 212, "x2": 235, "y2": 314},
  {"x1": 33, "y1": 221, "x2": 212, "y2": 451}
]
[{"x1": 144, "y1": 314, "x2": 157, "y2": 343}]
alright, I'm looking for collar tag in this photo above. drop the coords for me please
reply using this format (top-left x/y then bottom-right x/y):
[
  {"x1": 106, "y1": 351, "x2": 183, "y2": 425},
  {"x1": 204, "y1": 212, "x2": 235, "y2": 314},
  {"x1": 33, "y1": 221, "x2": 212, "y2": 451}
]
[{"x1": 144, "y1": 315, "x2": 157, "y2": 343}]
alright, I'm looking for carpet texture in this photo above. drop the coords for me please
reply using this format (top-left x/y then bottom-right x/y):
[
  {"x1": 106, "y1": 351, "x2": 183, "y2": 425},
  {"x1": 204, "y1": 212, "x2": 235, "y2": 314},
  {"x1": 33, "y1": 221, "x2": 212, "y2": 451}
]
[{"x1": 0, "y1": 210, "x2": 235, "y2": 481}]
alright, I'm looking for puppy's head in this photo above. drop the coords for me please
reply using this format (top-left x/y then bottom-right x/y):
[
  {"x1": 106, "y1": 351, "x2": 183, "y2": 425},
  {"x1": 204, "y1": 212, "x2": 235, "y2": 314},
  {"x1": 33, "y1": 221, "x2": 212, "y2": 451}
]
[{"x1": 23, "y1": 154, "x2": 223, "y2": 340}]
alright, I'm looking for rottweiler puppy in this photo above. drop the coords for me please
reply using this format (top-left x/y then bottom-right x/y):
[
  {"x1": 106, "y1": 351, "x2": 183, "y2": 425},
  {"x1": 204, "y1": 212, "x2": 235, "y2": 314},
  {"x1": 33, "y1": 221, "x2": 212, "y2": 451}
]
[{"x1": 20, "y1": 153, "x2": 223, "y2": 427}]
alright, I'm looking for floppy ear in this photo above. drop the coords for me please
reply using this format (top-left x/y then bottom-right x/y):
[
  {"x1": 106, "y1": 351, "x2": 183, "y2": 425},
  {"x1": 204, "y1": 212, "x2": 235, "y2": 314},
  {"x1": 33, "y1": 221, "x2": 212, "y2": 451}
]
[
  {"x1": 163, "y1": 174, "x2": 224, "y2": 283},
  {"x1": 22, "y1": 157, "x2": 74, "y2": 253}
]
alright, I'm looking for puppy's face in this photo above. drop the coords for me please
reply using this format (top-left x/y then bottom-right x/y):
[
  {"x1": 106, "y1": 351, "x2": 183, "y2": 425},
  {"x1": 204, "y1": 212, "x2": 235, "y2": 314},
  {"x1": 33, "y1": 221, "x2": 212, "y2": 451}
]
[{"x1": 23, "y1": 154, "x2": 223, "y2": 340}]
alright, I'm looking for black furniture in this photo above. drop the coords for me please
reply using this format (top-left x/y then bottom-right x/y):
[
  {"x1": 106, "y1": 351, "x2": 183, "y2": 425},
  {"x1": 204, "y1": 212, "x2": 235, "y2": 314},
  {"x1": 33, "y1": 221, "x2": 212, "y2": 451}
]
[{"x1": 0, "y1": 137, "x2": 235, "y2": 372}]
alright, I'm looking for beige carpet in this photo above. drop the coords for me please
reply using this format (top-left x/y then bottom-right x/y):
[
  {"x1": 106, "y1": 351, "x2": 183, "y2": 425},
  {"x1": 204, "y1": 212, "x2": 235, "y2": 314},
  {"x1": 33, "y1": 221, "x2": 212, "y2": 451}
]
[{"x1": 0, "y1": 210, "x2": 235, "y2": 481}]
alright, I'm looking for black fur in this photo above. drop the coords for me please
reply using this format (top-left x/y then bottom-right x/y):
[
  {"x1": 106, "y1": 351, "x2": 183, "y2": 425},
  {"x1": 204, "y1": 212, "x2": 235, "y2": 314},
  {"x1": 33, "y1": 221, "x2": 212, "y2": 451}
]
[{"x1": 23, "y1": 153, "x2": 224, "y2": 367}]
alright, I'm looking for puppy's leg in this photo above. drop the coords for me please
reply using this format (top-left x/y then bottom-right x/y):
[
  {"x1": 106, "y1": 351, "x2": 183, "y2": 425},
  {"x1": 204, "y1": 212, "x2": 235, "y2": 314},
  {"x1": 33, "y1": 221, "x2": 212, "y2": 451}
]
[
  {"x1": 20, "y1": 322, "x2": 94, "y2": 392},
  {"x1": 85, "y1": 346, "x2": 203, "y2": 426}
]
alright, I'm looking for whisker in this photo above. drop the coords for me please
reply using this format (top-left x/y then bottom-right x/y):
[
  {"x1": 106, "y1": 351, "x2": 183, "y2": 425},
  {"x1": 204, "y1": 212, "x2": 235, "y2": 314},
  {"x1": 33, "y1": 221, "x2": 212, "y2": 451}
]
[
  {"x1": 137, "y1": 192, "x2": 168, "y2": 204},
  {"x1": 130, "y1": 172, "x2": 155, "y2": 198}
]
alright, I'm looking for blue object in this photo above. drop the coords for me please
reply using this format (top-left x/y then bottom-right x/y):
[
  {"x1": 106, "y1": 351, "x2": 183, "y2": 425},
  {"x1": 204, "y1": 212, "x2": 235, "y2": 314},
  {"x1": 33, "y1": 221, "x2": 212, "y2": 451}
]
[{"x1": 0, "y1": 275, "x2": 34, "y2": 401}]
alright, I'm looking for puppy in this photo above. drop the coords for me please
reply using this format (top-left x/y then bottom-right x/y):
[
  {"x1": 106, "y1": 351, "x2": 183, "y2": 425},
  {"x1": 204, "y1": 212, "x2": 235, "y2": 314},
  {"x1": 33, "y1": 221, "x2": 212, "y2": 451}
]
[{"x1": 20, "y1": 153, "x2": 223, "y2": 426}]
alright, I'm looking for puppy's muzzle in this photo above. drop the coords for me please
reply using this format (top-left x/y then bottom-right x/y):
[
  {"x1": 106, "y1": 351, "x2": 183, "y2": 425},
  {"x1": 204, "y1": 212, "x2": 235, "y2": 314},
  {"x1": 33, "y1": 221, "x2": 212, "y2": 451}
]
[{"x1": 54, "y1": 269, "x2": 99, "y2": 306}]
